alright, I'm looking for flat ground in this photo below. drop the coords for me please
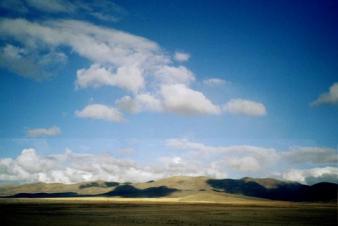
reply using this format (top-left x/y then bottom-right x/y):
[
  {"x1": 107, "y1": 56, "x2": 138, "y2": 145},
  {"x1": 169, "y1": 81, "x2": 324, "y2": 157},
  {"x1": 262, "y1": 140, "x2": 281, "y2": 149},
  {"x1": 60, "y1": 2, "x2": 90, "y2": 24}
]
[{"x1": 0, "y1": 198, "x2": 336, "y2": 226}]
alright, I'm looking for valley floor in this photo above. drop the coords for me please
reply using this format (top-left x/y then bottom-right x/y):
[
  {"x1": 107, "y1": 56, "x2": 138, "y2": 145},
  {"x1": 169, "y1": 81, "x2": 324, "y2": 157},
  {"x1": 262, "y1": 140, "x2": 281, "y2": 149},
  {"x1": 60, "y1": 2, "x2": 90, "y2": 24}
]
[{"x1": 1, "y1": 198, "x2": 336, "y2": 226}]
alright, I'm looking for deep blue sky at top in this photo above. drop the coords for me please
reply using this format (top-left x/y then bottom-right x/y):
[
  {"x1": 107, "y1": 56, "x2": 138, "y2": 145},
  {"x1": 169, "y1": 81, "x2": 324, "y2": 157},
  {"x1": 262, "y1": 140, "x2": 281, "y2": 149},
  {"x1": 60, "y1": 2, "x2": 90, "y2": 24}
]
[{"x1": 0, "y1": 0, "x2": 337, "y2": 158}]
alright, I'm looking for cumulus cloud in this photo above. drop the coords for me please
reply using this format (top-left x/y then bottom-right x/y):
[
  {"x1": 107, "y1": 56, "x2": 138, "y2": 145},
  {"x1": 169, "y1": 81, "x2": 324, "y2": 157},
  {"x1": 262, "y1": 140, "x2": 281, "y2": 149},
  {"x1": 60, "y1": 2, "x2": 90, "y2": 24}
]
[
  {"x1": 116, "y1": 94, "x2": 162, "y2": 113},
  {"x1": 311, "y1": 82, "x2": 338, "y2": 106},
  {"x1": 282, "y1": 167, "x2": 338, "y2": 185},
  {"x1": 161, "y1": 84, "x2": 221, "y2": 115},
  {"x1": 75, "y1": 104, "x2": 124, "y2": 122},
  {"x1": 26, "y1": 126, "x2": 61, "y2": 138},
  {"x1": 115, "y1": 84, "x2": 221, "y2": 116},
  {"x1": 154, "y1": 65, "x2": 195, "y2": 85},
  {"x1": 203, "y1": 78, "x2": 226, "y2": 86},
  {"x1": 75, "y1": 64, "x2": 144, "y2": 93},
  {"x1": 174, "y1": 51, "x2": 190, "y2": 62},
  {"x1": 223, "y1": 98, "x2": 266, "y2": 117}
]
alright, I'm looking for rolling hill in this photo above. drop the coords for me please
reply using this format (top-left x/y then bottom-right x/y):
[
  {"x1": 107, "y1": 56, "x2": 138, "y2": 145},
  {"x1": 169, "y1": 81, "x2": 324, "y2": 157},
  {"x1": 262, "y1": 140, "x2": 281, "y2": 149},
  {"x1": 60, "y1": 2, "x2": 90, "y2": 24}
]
[{"x1": 1, "y1": 176, "x2": 336, "y2": 202}]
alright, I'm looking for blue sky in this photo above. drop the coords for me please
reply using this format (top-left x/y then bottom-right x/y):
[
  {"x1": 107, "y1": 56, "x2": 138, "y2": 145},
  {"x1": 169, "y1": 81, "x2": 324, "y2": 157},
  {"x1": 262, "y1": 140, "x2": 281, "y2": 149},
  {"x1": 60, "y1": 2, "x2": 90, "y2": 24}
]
[{"x1": 0, "y1": 0, "x2": 337, "y2": 184}]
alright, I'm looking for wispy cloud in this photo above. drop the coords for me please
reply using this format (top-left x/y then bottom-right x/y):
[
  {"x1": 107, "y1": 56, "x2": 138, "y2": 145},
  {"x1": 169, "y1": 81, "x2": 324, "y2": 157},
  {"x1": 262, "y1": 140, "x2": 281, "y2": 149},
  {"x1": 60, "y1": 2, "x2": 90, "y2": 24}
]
[
  {"x1": 24, "y1": 0, "x2": 75, "y2": 13},
  {"x1": 0, "y1": 43, "x2": 66, "y2": 80},
  {"x1": 282, "y1": 146, "x2": 338, "y2": 164},
  {"x1": 26, "y1": 126, "x2": 61, "y2": 138},
  {"x1": 0, "y1": 0, "x2": 126, "y2": 22},
  {"x1": 223, "y1": 98, "x2": 267, "y2": 117},
  {"x1": 174, "y1": 51, "x2": 190, "y2": 62},
  {"x1": 311, "y1": 82, "x2": 338, "y2": 106},
  {"x1": 203, "y1": 78, "x2": 227, "y2": 86}
]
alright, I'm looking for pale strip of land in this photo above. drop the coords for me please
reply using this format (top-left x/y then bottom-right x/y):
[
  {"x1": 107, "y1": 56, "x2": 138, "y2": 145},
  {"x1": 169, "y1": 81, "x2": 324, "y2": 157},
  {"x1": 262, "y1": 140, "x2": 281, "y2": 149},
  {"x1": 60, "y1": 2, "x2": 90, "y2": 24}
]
[{"x1": 0, "y1": 197, "x2": 336, "y2": 208}]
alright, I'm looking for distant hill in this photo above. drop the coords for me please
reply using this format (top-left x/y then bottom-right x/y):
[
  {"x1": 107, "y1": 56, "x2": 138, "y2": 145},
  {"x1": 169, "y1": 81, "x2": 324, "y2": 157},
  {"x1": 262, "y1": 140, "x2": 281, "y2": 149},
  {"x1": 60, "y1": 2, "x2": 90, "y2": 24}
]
[
  {"x1": 104, "y1": 185, "x2": 178, "y2": 197},
  {"x1": 207, "y1": 178, "x2": 337, "y2": 202},
  {"x1": 0, "y1": 180, "x2": 119, "y2": 196},
  {"x1": 1, "y1": 176, "x2": 337, "y2": 203}
]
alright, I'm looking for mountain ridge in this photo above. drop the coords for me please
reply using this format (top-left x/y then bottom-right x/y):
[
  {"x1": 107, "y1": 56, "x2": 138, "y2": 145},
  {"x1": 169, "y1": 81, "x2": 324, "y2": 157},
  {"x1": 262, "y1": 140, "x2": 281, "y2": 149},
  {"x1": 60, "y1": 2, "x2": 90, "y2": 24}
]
[{"x1": 1, "y1": 176, "x2": 336, "y2": 202}]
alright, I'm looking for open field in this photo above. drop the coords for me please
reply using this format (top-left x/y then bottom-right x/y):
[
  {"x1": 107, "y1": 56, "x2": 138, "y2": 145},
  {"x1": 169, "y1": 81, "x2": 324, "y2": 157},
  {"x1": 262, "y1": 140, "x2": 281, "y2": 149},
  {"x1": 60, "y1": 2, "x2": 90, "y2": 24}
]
[{"x1": 1, "y1": 198, "x2": 336, "y2": 226}]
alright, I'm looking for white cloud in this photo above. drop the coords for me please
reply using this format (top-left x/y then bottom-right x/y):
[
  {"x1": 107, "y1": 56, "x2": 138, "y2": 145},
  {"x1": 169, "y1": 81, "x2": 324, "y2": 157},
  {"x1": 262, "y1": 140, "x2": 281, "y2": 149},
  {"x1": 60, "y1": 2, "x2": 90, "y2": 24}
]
[
  {"x1": 311, "y1": 82, "x2": 338, "y2": 106},
  {"x1": 116, "y1": 94, "x2": 162, "y2": 113},
  {"x1": 154, "y1": 65, "x2": 195, "y2": 85},
  {"x1": 223, "y1": 98, "x2": 266, "y2": 117},
  {"x1": 0, "y1": 144, "x2": 336, "y2": 184},
  {"x1": 283, "y1": 146, "x2": 338, "y2": 164},
  {"x1": 174, "y1": 51, "x2": 190, "y2": 62},
  {"x1": 75, "y1": 64, "x2": 144, "y2": 93},
  {"x1": 75, "y1": 64, "x2": 115, "y2": 89},
  {"x1": 203, "y1": 78, "x2": 226, "y2": 86},
  {"x1": 26, "y1": 126, "x2": 61, "y2": 138},
  {"x1": 161, "y1": 84, "x2": 221, "y2": 115},
  {"x1": 227, "y1": 156, "x2": 261, "y2": 172},
  {"x1": 166, "y1": 138, "x2": 279, "y2": 172},
  {"x1": 167, "y1": 138, "x2": 338, "y2": 181},
  {"x1": 282, "y1": 167, "x2": 338, "y2": 185},
  {"x1": 116, "y1": 85, "x2": 221, "y2": 116},
  {"x1": 0, "y1": 148, "x2": 226, "y2": 184},
  {"x1": 75, "y1": 104, "x2": 124, "y2": 122}
]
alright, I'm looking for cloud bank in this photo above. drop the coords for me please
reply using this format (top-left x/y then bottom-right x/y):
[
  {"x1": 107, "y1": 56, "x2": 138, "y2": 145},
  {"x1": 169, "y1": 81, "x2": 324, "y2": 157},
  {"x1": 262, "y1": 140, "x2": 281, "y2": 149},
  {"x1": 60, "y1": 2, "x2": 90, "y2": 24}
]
[
  {"x1": 166, "y1": 138, "x2": 338, "y2": 183},
  {"x1": 1, "y1": 142, "x2": 336, "y2": 185},
  {"x1": 0, "y1": 148, "x2": 225, "y2": 184}
]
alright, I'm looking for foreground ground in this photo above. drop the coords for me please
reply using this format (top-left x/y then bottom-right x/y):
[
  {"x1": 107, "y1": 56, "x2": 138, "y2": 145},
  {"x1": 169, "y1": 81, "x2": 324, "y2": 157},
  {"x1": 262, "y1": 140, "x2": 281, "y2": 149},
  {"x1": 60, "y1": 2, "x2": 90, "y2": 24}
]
[{"x1": 1, "y1": 198, "x2": 336, "y2": 226}]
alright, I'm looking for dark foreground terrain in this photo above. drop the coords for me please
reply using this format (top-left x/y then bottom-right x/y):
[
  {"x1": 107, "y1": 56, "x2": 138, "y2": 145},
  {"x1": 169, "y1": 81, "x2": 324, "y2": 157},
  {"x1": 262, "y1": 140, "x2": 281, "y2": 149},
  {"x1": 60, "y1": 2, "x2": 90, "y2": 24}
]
[{"x1": 1, "y1": 202, "x2": 336, "y2": 226}]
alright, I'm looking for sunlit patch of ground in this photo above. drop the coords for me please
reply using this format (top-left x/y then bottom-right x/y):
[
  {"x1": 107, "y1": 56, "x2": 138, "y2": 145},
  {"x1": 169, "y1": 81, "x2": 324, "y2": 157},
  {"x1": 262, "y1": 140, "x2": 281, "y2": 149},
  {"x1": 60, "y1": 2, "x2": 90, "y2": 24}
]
[{"x1": 1, "y1": 198, "x2": 336, "y2": 226}]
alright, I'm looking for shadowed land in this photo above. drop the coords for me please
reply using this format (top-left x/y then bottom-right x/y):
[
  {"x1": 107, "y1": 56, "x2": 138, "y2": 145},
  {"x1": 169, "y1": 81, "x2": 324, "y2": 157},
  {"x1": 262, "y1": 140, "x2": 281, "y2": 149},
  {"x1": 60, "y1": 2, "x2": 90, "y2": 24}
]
[{"x1": 0, "y1": 200, "x2": 336, "y2": 226}]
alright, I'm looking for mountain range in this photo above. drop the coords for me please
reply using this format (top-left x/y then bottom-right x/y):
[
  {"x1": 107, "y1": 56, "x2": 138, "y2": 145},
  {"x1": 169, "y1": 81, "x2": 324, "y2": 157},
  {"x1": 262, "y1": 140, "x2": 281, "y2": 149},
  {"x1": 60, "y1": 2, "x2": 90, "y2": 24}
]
[{"x1": 0, "y1": 176, "x2": 336, "y2": 203}]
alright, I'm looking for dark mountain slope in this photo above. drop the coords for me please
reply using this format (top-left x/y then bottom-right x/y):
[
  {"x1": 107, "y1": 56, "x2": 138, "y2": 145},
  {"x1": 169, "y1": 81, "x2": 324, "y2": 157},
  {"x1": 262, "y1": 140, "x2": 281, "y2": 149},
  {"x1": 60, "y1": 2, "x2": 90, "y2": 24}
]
[
  {"x1": 104, "y1": 184, "x2": 178, "y2": 198},
  {"x1": 207, "y1": 178, "x2": 337, "y2": 202}
]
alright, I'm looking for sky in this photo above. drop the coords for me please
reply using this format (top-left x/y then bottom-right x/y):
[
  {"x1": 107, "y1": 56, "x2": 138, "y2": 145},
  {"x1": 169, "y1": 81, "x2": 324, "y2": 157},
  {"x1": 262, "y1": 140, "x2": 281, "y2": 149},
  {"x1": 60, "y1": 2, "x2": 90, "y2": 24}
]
[{"x1": 0, "y1": 0, "x2": 337, "y2": 185}]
